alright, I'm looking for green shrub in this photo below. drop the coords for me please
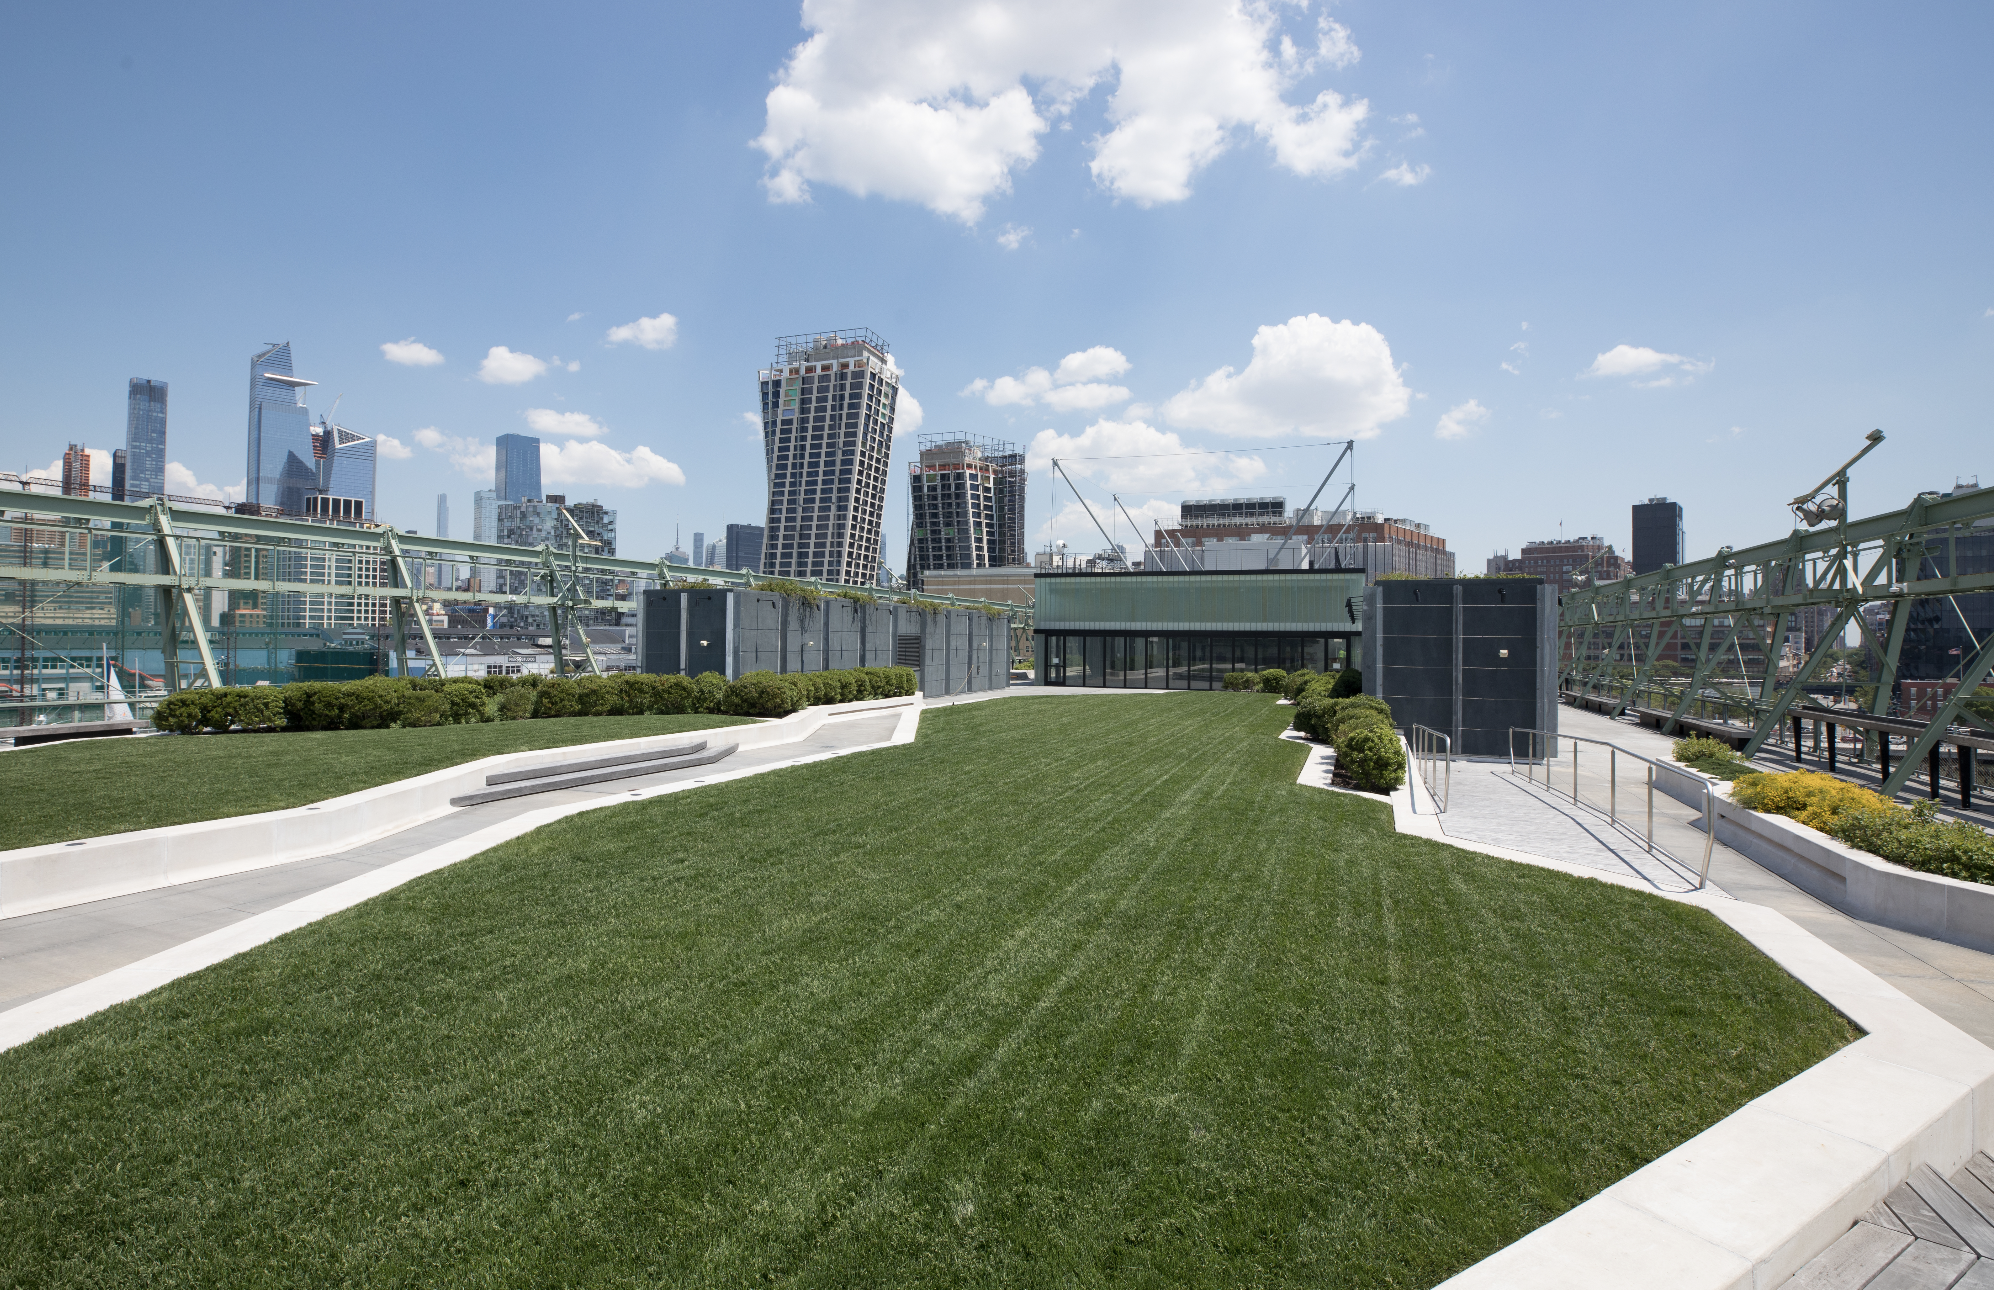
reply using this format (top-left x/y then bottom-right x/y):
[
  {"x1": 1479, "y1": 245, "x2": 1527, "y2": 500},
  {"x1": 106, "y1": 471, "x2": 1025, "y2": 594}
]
[
  {"x1": 1291, "y1": 694, "x2": 1338, "y2": 741},
  {"x1": 1257, "y1": 668, "x2": 1289, "y2": 695},
  {"x1": 1672, "y1": 734, "x2": 1751, "y2": 781},
  {"x1": 1327, "y1": 695, "x2": 1392, "y2": 743},
  {"x1": 231, "y1": 687, "x2": 285, "y2": 731},
  {"x1": 442, "y1": 680, "x2": 491, "y2": 724},
  {"x1": 496, "y1": 687, "x2": 536, "y2": 721},
  {"x1": 572, "y1": 675, "x2": 617, "y2": 717},
  {"x1": 343, "y1": 677, "x2": 409, "y2": 731},
  {"x1": 150, "y1": 691, "x2": 206, "y2": 734},
  {"x1": 533, "y1": 678, "x2": 579, "y2": 719},
  {"x1": 650, "y1": 674, "x2": 699, "y2": 715},
  {"x1": 721, "y1": 670, "x2": 808, "y2": 718},
  {"x1": 1282, "y1": 669, "x2": 1317, "y2": 701},
  {"x1": 691, "y1": 671, "x2": 728, "y2": 714},
  {"x1": 477, "y1": 674, "x2": 517, "y2": 697},
  {"x1": 1831, "y1": 799, "x2": 1994, "y2": 886},
  {"x1": 1337, "y1": 724, "x2": 1406, "y2": 793},
  {"x1": 886, "y1": 666, "x2": 917, "y2": 696},
  {"x1": 1222, "y1": 670, "x2": 1260, "y2": 692},
  {"x1": 1329, "y1": 669, "x2": 1363, "y2": 699},
  {"x1": 281, "y1": 682, "x2": 352, "y2": 732},
  {"x1": 399, "y1": 690, "x2": 448, "y2": 728}
]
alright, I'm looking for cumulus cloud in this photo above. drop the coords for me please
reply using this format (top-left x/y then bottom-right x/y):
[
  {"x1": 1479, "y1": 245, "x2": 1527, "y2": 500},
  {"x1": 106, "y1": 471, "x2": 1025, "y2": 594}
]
[
  {"x1": 1162, "y1": 314, "x2": 1410, "y2": 439},
  {"x1": 604, "y1": 312, "x2": 679, "y2": 350},
  {"x1": 567, "y1": 312, "x2": 585, "y2": 322},
  {"x1": 1378, "y1": 161, "x2": 1430, "y2": 186},
  {"x1": 1435, "y1": 399, "x2": 1490, "y2": 440},
  {"x1": 1026, "y1": 418, "x2": 1267, "y2": 495},
  {"x1": 1583, "y1": 344, "x2": 1714, "y2": 386},
  {"x1": 374, "y1": 433, "x2": 414, "y2": 460},
  {"x1": 163, "y1": 461, "x2": 245, "y2": 504},
  {"x1": 523, "y1": 408, "x2": 608, "y2": 439},
  {"x1": 542, "y1": 440, "x2": 686, "y2": 488},
  {"x1": 996, "y1": 223, "x2": 1031, "y2": 250},
  {"x1": 1037, "y1": 496, "x2": 1183, "y2": 551},
  {"x1": 964, "y1": 345, "x2": 1133, "y2": 411},
  {"x1": 893, "y1": 386, "x2": 924, "y2": 436},
  {"x1": 412, "y1": 428, "x2": 496, "y2": 481},
  {"x1": 477, "y1": 346, "x2": 549, "y2": 385},
  {"x1": 755, "y1": 0, "x2": 1372, "y2": 222},
  {"x1": 380, "y1": 338, "x2": 444, "y2": 366}
]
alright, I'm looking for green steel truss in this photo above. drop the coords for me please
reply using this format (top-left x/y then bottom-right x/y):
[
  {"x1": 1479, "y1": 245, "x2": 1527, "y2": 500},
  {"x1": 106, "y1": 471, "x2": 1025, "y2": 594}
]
[
  {"x1": 1559, "y1": 481, "x2": 1994, "y2": 799},
  {"x1": 3, "y1": 487, "x2": 1031, "y2": 691}
]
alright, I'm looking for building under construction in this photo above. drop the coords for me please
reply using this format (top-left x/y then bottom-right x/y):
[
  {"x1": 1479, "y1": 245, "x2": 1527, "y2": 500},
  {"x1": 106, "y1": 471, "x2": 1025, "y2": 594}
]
[
  {"x1": 1147, "y1": 499, "x2": 1455, "y2": 580},
  {"x1": 904, "y1": 434, "x2": 1027, "y2": 590}
]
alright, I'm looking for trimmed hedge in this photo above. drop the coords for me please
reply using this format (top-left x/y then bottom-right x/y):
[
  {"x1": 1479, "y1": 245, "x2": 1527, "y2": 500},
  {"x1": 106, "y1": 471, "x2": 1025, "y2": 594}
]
[
  {"x1": 1338, "y1": 724, "x2": 1407, "y2": 793},
  {"x1": 1257, "y1": 668, "x2": 1289, "y2": 695},
  {"x1": 153, "y1": 665, "x2": 920, "y2": 735},
  {"x1": 1328, "y1": 668, "x2": 1363, "y2": 699},
  {"x1": 1222, "y1": 671, "x2": 1261, "y2": 692},
  {"x1": 1281, "y1": 669, "x2": 1317, "y2": 701}
]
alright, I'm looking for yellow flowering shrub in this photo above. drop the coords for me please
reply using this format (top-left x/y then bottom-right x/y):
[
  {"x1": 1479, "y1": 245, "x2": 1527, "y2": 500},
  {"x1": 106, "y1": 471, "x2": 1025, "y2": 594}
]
[{"x1": 1730, "y1": 770, "x2": 1890, "y2": 833}]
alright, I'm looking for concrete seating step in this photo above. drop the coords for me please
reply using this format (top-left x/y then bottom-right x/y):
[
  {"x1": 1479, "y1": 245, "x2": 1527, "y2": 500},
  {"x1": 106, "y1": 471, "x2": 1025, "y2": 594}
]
[
  {"x1": 448, "y1": 743, "x2": 737, "y2": 807},
  {"x1": 483, "y1": 739, "x2": 708, "y2": 786}
]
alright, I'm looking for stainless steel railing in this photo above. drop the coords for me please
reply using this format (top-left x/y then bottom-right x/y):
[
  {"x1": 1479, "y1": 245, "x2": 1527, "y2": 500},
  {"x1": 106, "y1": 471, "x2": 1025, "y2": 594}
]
[
  {"x1": 1407, "y1": 724, "x2": 1451, "y2": 812},
  {"x1": 1508, "y1": 727, "x2": 1717, "y2": 889}
]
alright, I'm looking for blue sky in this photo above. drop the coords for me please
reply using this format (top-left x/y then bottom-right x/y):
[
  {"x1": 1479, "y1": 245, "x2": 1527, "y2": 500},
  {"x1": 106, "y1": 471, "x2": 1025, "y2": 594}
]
[{"x1": 2, "y1": 1, "x2": 1988, "y2": 572}]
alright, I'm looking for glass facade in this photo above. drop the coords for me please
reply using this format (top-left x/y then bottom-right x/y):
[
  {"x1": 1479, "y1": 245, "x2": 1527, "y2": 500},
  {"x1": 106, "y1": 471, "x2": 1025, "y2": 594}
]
[
  {"x1": 905, "y1": 434, "x2": 1026, "y2": 587},
  {"x1": 495, "y1": 433, "x2": 542, "y2": 502},
  {"x1": 245, "y1": 343, "x2": 318, "y2": 515},
  {"x1": 124, "y1": 378, "x2": 168, "y2": 501},
  {"x1": 317, "y1": 424, "x2": 377, "y2": 520},
  {"x1": 1037, "y1": 632, "x2": 1353, "y2": 688},
  {"x1": 759, "y1": 330, "x2": 894, "y2": 587}
]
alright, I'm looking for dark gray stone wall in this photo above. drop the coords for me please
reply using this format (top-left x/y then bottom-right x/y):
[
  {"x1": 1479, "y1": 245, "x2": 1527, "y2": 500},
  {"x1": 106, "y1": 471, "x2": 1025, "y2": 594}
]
[{"x1": 1362, "y1": 579, "x2": 1557, "y2": 757}]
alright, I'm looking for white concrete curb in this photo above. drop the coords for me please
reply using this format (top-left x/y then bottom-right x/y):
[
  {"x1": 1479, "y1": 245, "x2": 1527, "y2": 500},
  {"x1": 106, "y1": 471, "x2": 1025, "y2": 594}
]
[
  {"x1": 0, "y1": 695, "x2": 927, "y2": 1054},
  {"x1": 0, "y1": 695, "x2": 918, "y2": 921},
  {"x1": 1280, "y1": 728, "x2": 1994, "y2": 1288}
]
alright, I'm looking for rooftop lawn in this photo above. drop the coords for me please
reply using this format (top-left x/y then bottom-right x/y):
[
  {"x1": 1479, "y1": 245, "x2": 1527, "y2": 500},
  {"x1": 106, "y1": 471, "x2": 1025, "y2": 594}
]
[
  {"x1": 0, "y1": 714, "x2": 752, "y2": 850},
  {"x1": 0, "y1": 694, "x2": 1853, "y2": 1286}
]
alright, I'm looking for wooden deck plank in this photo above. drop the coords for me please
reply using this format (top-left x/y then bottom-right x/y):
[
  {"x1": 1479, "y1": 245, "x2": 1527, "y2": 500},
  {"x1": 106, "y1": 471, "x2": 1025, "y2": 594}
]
[
  {"x1": 1890, "y1": 1181, "x2": 1974, "y2": 1252},
  {"x1": 1868, "y1": 1201, "x2": 1919, "y2": 1235},
  {"x1": 1968, "y1": 1155, "x2": 1994, "y2": 1198},
  {"x1": 1949, "y1": 1170, "x2": 1994, "y2": 1229},
  {"x1": 1786, "y1": 1223, "x2": 1915, "y2": 1288},
  {"x1": 1951, "y1": 1259, "x2": 1994, "y2": 1290},
  {"x1": 1866, "y1": 1240, "x2": 1979, "y2": 1290},
  {"x1": 1912, "y1": 1165, "x2": 1994, "y2": 1258}
]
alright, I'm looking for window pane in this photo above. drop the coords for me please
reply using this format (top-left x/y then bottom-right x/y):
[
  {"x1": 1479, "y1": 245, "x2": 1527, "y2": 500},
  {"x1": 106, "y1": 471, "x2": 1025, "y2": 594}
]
[
  {"x1": 1304, "y1": 638, "x2": 1325, "y2": 673},
  {"x1": 1086, "y1": 635, "x2": 1105, "y2": 686},
  {"x1": 1146, "y1": 636, "x2": 1162, "y2": 690},
  {"x1": 1108, "y1": 635, "x2": 1126, "y2": 687}
]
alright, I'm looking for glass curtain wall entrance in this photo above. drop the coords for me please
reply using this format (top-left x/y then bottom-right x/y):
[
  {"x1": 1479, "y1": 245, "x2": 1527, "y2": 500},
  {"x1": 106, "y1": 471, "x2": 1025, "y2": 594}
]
[{"x1": 1035, "y1": 633, "x2": 1355, "y2": 688}]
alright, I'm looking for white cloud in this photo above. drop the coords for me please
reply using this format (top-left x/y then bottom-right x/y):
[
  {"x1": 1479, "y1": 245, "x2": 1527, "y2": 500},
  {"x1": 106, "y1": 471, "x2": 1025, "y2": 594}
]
[
  {"x1": 1510, "y1": 340, "x2": 1529, "y2": 355},
  {"x1": 374, "y1": 433, "x2": 414, "y2": 459},
  {"x1": 996, "y1": 223, "x2": 1031, "y2": 250},
  {"x1": 477, "y1": 346, "x2": 549, "y2": 385},
  {"x1": 541, "y1": 440, "x2": 686, "y2": 488},
  {"x1": 1583, "y1": 344, "x2": 1715, "y2": 385},
  {"x1": 1161, "y1": 313, "x2": 1410, "y2": 439},
  {"x1": 1500, "y1": 362, "x2": 1522, "y2": 376},
  {"x1": 894, "y1": 386, "x2": 924, "y2": 436},
  {"x1": 1036, "y1": 496, "x2": 1183, "y2": 552},
  {"x1": 1377, "y1": 161, "x2": 1430, "y2": 186},
  {"x1": 1435, "y1": 399, "x2": 1490, "y2": 441},
  {"x1": 1026, "y1": 418, "x2": 1267, "y2": 495},
  {"x1": 163, "y1": 461, "x2": 245, "y2": 504},
  {"x1": 412, "y1": 428, "x2": 495, "y2": 481},
  {"x1": 565, "y1": 360, "x2": 581, "y2": 372},
  {"x1": 380, "y1": 338, "x2": 444, "y2": 367},
  {"x1": 964, "y1": 346, "x2": 1133, "y2": 411},
  {"x1": 25, "y1": 448, "x2": 115, "y2": 490},
  {"x1": 740, "y1": 412, "x2": 762, "y2": 430},
  {"x1": 566, "y1": 312, "x2": 585, "y2": 322},
  {"x1": 604, "y1": 312, "x2": 679, "y2": 350},
  {"x1": 755, "y1": 0, "x2": 1371, "y2": 223},
  {"x1": 523, "y1": 408, "x2": 608, "y2": 439}
]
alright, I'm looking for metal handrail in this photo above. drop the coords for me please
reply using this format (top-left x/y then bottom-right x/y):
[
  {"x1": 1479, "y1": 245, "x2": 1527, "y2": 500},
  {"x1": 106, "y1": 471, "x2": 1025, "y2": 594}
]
[
  {"x1": 1408, "y1": 724, "x2": 1451, "y2": 812},
  {"x1": 1508, "y1": 727, "x2": 1717, "y2": 889}
]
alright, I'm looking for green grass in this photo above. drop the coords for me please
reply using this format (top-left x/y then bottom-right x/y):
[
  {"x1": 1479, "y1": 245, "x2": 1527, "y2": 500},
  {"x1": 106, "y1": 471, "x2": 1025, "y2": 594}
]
[
  {"x1": 0, "y1": 694, "x2": 1853, "y2": 1287},
  {"x1": 0, "y1": 715, "x2": 751, "y2": 850}
]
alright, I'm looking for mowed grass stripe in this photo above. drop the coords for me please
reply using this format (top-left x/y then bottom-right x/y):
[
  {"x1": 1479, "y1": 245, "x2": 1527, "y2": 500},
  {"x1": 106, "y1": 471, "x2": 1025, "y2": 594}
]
[{"x1": 0, "y1": 694, "x2": 1852, "y2": 1287}]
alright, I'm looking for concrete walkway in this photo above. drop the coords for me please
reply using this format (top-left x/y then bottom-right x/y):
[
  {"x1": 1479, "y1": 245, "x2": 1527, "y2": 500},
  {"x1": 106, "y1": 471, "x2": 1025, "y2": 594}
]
[{"x1": 0, "y1": 711, "x2": 903, "y2": 1017}]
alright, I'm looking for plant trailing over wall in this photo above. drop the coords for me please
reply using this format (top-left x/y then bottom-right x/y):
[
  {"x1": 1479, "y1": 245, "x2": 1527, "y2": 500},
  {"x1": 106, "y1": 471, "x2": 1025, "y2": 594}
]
[
  {"x1": 754, "y1": 578, "x2": 823, "y2": 606},
  {"x1": 831, "y1": 589, "x2": 878, "y2": 606}
]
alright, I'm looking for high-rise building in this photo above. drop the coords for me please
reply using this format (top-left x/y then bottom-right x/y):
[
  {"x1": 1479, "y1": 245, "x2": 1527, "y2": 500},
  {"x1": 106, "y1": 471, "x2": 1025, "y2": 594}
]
[
  {"x1": 245, "y1": 343, "x2": 319, "y2": 515},
  {"x1": 496, "y1": 433, "x2": 542, "y2": 503},
  {"x1": 62, "y1": 443, "x2": 91, "y2": 496},
  {"x1": 305, "y1": 416, "x2": 378, "y2": 521},
  {"x1": 705, "y1": 537, "x2": 725, "y2": 569},
  {"x1": 757, "y1": 329, "x2": 896, "y2": 584},
  {"x1": 564, "y1": 499, "x2": 617, "y2": 556},
  {"x1": 124, "y1": 378, "x2": 168, "y2": 501},
  {"x1": 692, "y1": 531, "x2": 705, "y2": 567},
  {"x1": 1632, "y1": 497, "x2": 1684, "y2": 574},
  {"x1": 905, "y1": 434, "x2": 1027, "y2": 589},
  {"x1": 724, "y1": 522, "x2": 765, "y2": 575},
  {"x1": 473, "y1": 489, "x2": 498, "y2": 543},
  {"x1": 436, "y1": 493, "x2": 449, "y2": 540},
  {"x1": 111, "y1": 449, "x2": 129, "y2": 501}
]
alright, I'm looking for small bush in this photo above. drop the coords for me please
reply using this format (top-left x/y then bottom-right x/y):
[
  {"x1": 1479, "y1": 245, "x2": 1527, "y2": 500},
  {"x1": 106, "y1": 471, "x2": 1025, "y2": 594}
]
[
  {"x1": 1257, "y1": 668, "x2": 1289, "y2": 695},
  {"x1": 150, "y1": 692, "x2": 207, "y2": 734},
  {"x1": 691, "y1": 671, "x2": 728, "y2": 714},
  {"x1": 1672, "y1": 734, "x2": 1751, "y2": 781},
  {"x1": 496, "y1": 687, "x2": 536, "y2": 721},
  {"x1": 1338, "y1": 724, "x2": 1406, "y2": 793},
  {"x1": 1328, "y1": 669, "x2": 1363, "y2": 699},
  {"x1": 1222, "y1": 671, "x2": 1260, "y2": 692},
  {"x1": 1291, "y1": 694, "x2": 1339, "y2": 741},
  {"x1": 1282, "y1": 669, "x2": 1317, "y2": 701},
  {"x1": 281, "y1": 682, "x2": 352, "y2": 732},
  {"x1": 1731, "y1": 770, "x2": 1886, "y2": 834},
  {"x1": 343, "y1": 677, "x2": 409, "y2": 731},
  {"x1": 533, "y1": 678, "x2": 580, "y2": 719},
  {"x1": 442, "y1": 680, "x2": 491, "y2": 725},
  {"x1": 1328, "y1": 695, "x2": 1393, "y2": 742},
  {"x1": 399, "y1": 690, "x2": 448, "y2": 728},
  {"x1": 721, "y1": 670, "x2": 808, "y2": 718},
  {"x1": 573, "y1": 675, "x2": 617, "y2": 717},
  {"x1": 1832, "y1": 799, "x2": 1994, "y2": 886},
  {"x1": 649, "y1": 674, "x2": 698, "y2": 715}
]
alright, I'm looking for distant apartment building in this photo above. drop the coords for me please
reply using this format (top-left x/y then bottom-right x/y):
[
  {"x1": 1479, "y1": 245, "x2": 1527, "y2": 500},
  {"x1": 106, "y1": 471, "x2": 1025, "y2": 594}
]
[
  {"x1": 1490, "y1": 536, "x2": 1630, "y2": 593},
  {"x1": 1632, "y1": 497, "x2": 1684, "y2": 574},
  {"x1": 757, "y1": 329, "x2": 896, "y2": 586},
  {"x1": 472, "y1": 489, "x2": 498, "y2": 543},
  {"x1": 61, "y1": 443, "x2": 91, "y2": 496},
  {"x1": 724, "y1": 521, "x2": 764, "y2": 574},
  {"x1": 495, "y1": 433, "x2": 542, "y2": 503},
  {"x1": 905, "y1": 434, "x2": 1027, "y2": 589},
  {"x1": 124, "y1": 378, "x2": 168, "y2": 501},
  {"x1": 493, "y1": 495, "x2": 617, "y2": 599},
  {"x1": 691, "y1": 532, "x2": 705, "y2": 567},
  {"x1": 1150, "y1": 499, "x2": 1454, "y2": 581}
]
